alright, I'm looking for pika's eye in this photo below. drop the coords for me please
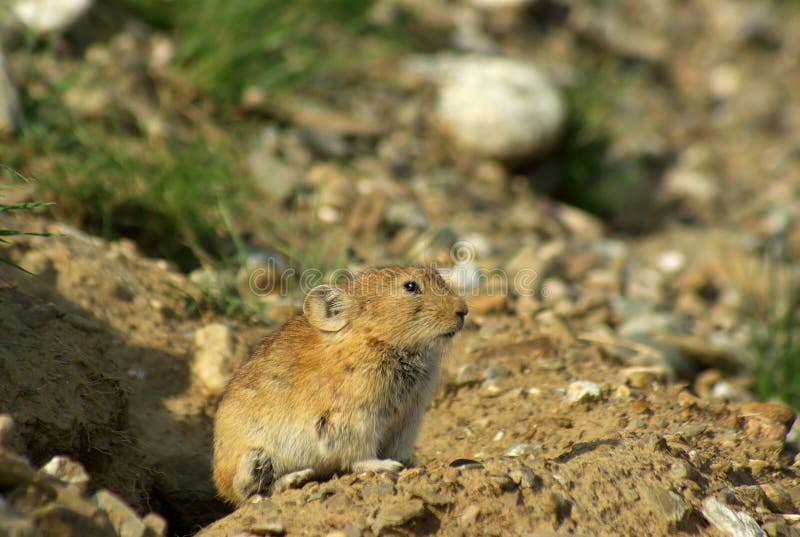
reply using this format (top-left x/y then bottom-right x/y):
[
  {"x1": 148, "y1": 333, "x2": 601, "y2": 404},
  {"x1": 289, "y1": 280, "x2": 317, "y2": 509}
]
[{"x1": 403, "y1": 281, "x2": 421, "y2": 294}]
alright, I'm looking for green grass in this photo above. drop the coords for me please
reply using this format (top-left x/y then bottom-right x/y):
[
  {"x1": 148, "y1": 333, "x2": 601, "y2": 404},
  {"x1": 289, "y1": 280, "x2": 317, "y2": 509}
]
[
  {"x1": 5, "y1": 84, "x2": 242, "y2": 272},
  {"x1": 750, "y1": 255, "x2": 800, "y2": 409},
  {"x1": 125, "y1": 0, "x2": 381, "y2": 106},
  {"x1": 0, "y1": 174, "x2": 56, "y2": 274}
]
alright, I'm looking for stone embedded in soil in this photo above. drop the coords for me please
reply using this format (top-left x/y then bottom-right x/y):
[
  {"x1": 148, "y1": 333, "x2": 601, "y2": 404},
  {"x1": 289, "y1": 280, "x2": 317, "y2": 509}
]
[
  {"x1": 482, "y1": 364, "x2": 512, "y2": 381},
  {"x1": 32, "y1": 501, "x2": 117, "y2": 537},
  {"x1": 455, "y1": 364, "x2": 481, "y2": 385},
  {"x1": 702, "y1": 496, "x2": 767, "y2": 537},
  {"x1": 64, "y1": 313, "x2": 104, "y2": 333},
  {"x1": 759, "y1": 484, "x2": 795, "y2": 514},
  {"x1": 40, "y1": 456, "x2": 90, "y2": 491},
  {"x1": 460, "y1": 504, "x2": 481, "y2": 525},
  {"x1": 248, "y1": 520, "x2": 286, "y2": 535},
  {"x1": 192, "y1": 323, "x2": 246, "y2": 394},
  {"x1": 408, "y1": 487, "x2": 452, "y2": 507},
  {"x1": 668, "y1": 460, "x2": 698, "y2": 482},
  {"x1": 734, "y1": 402, "x2": 796, "y2": 443},
  {"x1": 508, "y1": 467, "x2": 541, "y2": 490},
  {"x1": 360, "y1": 483, "x2": 395, "y2": 501},
  {"x1": 371, "y1": 499, "x2": 426, "y2": 534},
  {"x1": 735, "y1": 402, "x2": 796, "y2": 428},
  {"x1": 0, "y1": 414, "x2": 18, "y2": 448},
  {"x1": 622, "y1": 366, "x2": 669, "y2": 389},
  {"x1": 307, "y1": 485, "x2": 342, "y2": 503},
  {"x1": 642, "y1": 486, "x2": 692, "y2": 523},
  {"x1": 142, "y1": 513, "x2": 168, "y2": 537},
  {"x1": 504, "y1": 443, "x2": 541, "y2": 458},
  {"x1": 20, "y1": 303, "x2": 60, "y2": 328},
  {"x1": 91, "y1": 489, "x2": 149, "y2": 537},
  {"x1": 564, "y1": 381, "x2": 602, "y2": 405}
]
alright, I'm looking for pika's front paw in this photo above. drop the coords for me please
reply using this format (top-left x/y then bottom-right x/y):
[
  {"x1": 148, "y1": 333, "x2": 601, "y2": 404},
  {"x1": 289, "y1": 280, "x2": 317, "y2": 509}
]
[
  {"x1": 352, "y1": 458, "x2": 404, "y2": 474},
  {"x1": 272, "y1": 468, "x2": 315, "y2": 494}
]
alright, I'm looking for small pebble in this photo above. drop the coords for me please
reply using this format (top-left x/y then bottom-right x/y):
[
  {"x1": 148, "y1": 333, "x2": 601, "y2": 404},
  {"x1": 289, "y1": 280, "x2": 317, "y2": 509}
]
[
  {"x1": 307, "y1": 485, "x2": 342, "y2": 502},
  {"x1": 0, "y1": 415, "x2": 15, "y2": 446},
  {"x1": 642, "y1": 486, "x2": 691, "y2": 523},
  {"x1": 455, "y1": 364, "x2": 481, "y2": 385},
  {"x1": 759, "y1": 484, "x2": 795, "y2": 514},
  {"x1": 702, "y1": 496, "x2": 766, "y2": 537},
  {"x1": 564, "y1": 381, "x2": 602, "y2": 405},
  {"x1": 65, "y1": 313, "x2": 104, "y2": 333},
  {"x1": 622, "y1": 366, "x2": 669, "y2": 389},
  {"x1": 143, "y1": 513, "x2": 168, "y2": 537},
  {"x1": 40, "y1": 456, "x2": 90, "y2": 489},
  {"x1": 361, "y1": 483, "x2": 395, "y2": 501},
  {"x1": 460, "y1": 504, "x2": 481, "y2": 525},
  {"x1": 504, "y1": 443, "x2": 542, "y2": 458},
  {"x1": 656, "y1": 250, "x2": 687, "y2": 274},
  {"x1": 449, "y1": 458, "x2": 484, "y2": 469},
  {"x1": 508, "y1": 467, "x2": 540, "y2": 489},
  {"x1": 21, "y1": 303, "x2": 60, "y2": 328},
  {"x1": 372, "y1": 500, "x2": 426, "y2": 533},
  {"x1": 249, "y1": 521, "x2": 286, "y2": 535},
  {"x1": 409, "y1": 487, "x2": 453, "y2": 507},
  {"x1": 482, "y1": 364, "x2": 512, "y2": 381}
]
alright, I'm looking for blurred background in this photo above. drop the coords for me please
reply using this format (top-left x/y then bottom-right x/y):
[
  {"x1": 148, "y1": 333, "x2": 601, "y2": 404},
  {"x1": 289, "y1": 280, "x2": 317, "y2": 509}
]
[{"x1": 2, "y1": 2, "x2": 800, "y2": 535}]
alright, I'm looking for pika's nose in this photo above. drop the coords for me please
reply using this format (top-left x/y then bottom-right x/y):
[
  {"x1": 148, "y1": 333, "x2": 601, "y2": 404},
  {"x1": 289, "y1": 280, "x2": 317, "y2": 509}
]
[{"x1": 455, "y1": 299, "x2": 468, "y2": 321}]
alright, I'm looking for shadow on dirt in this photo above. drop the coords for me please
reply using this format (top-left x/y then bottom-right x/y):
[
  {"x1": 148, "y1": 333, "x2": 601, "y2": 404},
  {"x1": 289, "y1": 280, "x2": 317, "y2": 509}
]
[{"x1": 0, "y1": 259, "x2": 232, "y2": 536}]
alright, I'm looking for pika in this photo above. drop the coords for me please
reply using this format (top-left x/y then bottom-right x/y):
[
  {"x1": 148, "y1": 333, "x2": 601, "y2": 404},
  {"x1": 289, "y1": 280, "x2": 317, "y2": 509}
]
[{"x1": 213, "y1": 265, "x2": 468, "y2": 505}]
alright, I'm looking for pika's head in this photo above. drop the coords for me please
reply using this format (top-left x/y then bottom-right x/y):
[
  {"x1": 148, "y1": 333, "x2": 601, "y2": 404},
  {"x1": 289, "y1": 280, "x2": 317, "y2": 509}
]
[{"x1": 303, "y1": 266, "x2": 468, "y2": 351}]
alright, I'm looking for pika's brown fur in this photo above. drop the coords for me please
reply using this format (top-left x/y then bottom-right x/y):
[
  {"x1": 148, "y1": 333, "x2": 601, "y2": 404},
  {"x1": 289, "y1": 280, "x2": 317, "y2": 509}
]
[{"x1": 213, "y1": 266, "x2": 468, "y2": 505}]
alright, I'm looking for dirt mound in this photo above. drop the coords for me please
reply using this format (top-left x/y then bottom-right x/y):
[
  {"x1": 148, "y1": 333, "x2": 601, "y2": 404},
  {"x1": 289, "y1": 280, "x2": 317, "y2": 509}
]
[
  {"x1": 198, "y1": 333, "x2": 800, "y2": 537},
  {"x1": 1, "y1": 214, "x2": 799, "y2": 536}
]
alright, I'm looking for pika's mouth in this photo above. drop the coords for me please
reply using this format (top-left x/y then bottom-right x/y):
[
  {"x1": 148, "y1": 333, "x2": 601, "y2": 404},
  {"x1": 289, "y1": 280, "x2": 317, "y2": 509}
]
[{"x1": 440, "y1": 318, "x2": 465, "y2": 339}]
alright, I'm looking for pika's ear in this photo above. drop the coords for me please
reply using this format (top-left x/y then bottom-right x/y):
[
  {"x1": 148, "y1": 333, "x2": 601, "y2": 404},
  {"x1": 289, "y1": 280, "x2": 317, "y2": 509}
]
[{"x1": 303, "y1": 284, "x2": 353, "y2": 332}]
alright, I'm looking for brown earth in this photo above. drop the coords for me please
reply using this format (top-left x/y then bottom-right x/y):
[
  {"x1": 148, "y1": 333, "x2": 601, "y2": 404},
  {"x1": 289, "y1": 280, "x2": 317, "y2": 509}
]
[{"x1": 1, "y1": 213, "x2": 799, "y2": 537}]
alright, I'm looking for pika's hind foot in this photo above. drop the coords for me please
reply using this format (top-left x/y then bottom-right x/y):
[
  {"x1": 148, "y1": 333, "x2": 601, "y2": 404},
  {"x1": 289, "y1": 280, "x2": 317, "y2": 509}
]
[
  {"x1": 272, "y1": 468, "x2": 315, "y2": 494},
  {"x1": 352, "y1": 458, "x2": 404, "y2": 474},
  {"x1": 233, "y1": 449, "x2": 275, "y2": 502}
]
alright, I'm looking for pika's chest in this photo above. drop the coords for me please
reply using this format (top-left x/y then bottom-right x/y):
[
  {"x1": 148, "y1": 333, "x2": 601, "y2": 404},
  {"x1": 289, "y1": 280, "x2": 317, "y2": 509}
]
[{"x1": 374, "y1": 349, "x2": 440, "y2": 413}]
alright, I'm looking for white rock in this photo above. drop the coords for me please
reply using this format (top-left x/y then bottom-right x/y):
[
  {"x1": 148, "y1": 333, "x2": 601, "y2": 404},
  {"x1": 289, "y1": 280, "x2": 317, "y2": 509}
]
[
  {"x1": 656, "y1": 250, "x2": 687, "y2": 275},
  {"x1": 701, "y1": 496, "x2": 766, "y2": 537},
  {"x1": 41, "y1": 455, "x2": 90, "y2": 489},
  {"x1": 661, "y1": 168, "x2": 720, "y2": 208},
  {"x1": 422, "y1": 55, "x2": 565, "y2": 160},
  {"x1": 11, "y1": 0, "x2": 93, "y2": 34},
  {"x1": 446, "y1": 260, "x2": 482, "y2": 295},
  {"x1": 0, "y1": 51, "x2": 21, "y2": 135},
  {"x1": 192, "y1": 323, "x2": 244, "y2": 394},
  {"x1": 564, "y1": 380, "x2": 602, "y2": 405}
]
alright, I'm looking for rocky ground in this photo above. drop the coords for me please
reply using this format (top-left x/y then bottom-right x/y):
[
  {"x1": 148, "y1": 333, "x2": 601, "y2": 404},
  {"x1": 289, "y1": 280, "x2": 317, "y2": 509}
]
[{"x1": 2, "y1": 0, "x2": 800, "y2": 536}]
